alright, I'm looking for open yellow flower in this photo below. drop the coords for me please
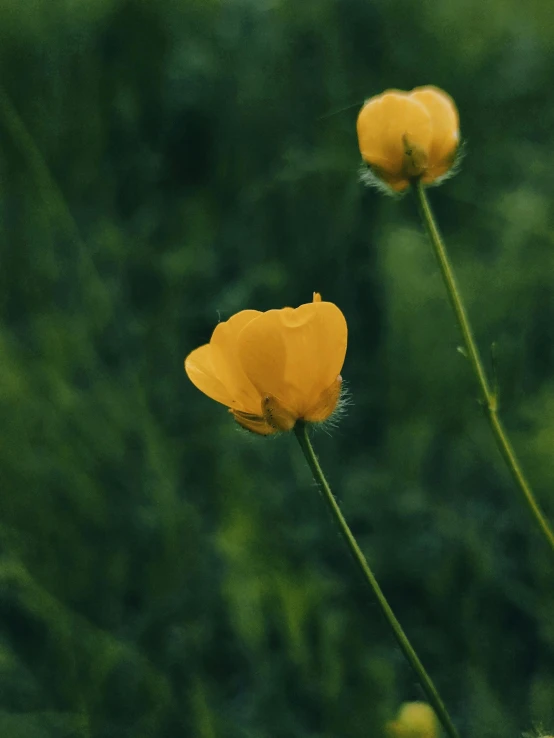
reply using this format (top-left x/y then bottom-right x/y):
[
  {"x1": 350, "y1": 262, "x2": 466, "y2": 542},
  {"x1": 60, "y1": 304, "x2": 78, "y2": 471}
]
[
  {"x1": 386, "y1": 702, "x2": 439, "y2": 738},
  {"x1": 185, "y1": 294, "x2": 347, "y2": 434},
  {"x1": 357, "y1": 86, "x2": 459, "y2": 192}
]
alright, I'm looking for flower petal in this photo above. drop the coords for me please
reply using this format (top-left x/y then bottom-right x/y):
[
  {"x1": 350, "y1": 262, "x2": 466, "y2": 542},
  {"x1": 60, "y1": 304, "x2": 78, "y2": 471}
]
[
  {"x1": 185, "y1": 344, "x2": 235, "y2": 408},
  {"x1": 304, "y1": 376, "x2": 342, "y2": 423},
  {"x1": 209, "y1": 310, "x2": 263, "y2": 413},
  {"x1": 357, "y1": 91, "x2": 432, "y2": 185},
  {"x1": 238, "y1": 301, "x2": 347, "y2": 418},
  {"x1": 185, "y1": 310, "x2": 263, "y2": 413},
  {"x1": 410, "y1": 86, "x2": 459, "y2": 181}
]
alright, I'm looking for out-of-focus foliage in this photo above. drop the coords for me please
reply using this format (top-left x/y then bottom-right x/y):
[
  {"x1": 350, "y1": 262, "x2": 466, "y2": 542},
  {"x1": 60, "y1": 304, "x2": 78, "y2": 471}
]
[{"x1": 1, "y1": 0, "x2": 553, "y2": 736}]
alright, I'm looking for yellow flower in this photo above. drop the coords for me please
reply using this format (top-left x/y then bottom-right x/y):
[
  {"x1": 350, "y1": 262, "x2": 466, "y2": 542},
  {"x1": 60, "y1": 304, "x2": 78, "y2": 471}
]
[
  {"x1": 386, "y1": 702, "x2": 439, "y2": 738},
  {"x1": 357, "y1": 86, "x2": 459, "y2": 192},
  {"x1": 184, "y1": 294, "x2": 347, "y2": 434}
]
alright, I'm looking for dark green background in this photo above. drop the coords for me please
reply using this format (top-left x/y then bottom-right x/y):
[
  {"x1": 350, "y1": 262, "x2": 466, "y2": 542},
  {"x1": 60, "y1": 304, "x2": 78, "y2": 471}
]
[{"x1": 1, "y1": 1, "x2": 553, "y2": 736}]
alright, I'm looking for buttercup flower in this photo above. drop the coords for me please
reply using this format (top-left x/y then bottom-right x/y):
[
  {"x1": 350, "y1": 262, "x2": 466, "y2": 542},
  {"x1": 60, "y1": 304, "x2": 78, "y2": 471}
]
[
  {"x1": 357, "y1": 86, "x2": 459, "y2": 192},
  {"x1": 185, "y1": 294, "x2": 347, "y2": 435},
  {"x1": 386, "y1": 702, "x2": 439, "y2": 738}
]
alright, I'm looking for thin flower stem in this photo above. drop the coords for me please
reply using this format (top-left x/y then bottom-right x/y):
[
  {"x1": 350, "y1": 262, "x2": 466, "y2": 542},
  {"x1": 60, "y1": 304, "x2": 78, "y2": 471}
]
[
  {"x1": 414, "y1": 179, "x2": 554, "y2": 554},
  {"x1": 293, "y1": 422, "x2": 461, "y2": 738}
]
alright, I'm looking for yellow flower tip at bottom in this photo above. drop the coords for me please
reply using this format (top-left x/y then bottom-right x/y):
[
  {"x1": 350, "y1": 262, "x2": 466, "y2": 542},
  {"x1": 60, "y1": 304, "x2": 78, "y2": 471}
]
[
  {"x1": 356, "y1": 85, "x2": 460, "y2": 193},
  {"x1": 386, "y1": 702, "x2": 439, "y2": 738},
  {"x1": 184, "y1": 295, "x2": 347, "y2": 435}
]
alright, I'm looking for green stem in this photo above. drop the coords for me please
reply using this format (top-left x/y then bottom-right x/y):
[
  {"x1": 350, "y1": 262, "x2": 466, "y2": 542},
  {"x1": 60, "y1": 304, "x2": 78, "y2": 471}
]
[
  {"x1": 414, "y1": 179, "x2": 554, "y2": 554},
  {"x1": 293, "y1": 422, "x2": 461, "y2": 738}
]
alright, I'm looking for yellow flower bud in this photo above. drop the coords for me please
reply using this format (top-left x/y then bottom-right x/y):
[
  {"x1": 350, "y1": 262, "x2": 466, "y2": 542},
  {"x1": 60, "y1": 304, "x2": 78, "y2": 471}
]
[
  {"x1": 357, "y1": 86, "x2": 459, "y2": 192},
  {"x1": 386, "y1": 702, "x2": 439, "y2": 738}
]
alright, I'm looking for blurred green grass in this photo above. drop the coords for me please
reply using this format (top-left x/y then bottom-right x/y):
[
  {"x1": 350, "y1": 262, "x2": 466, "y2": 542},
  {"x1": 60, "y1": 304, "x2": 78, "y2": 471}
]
[{"x1": 0, "y1": 0, "x2": 554, "y2": 736}]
